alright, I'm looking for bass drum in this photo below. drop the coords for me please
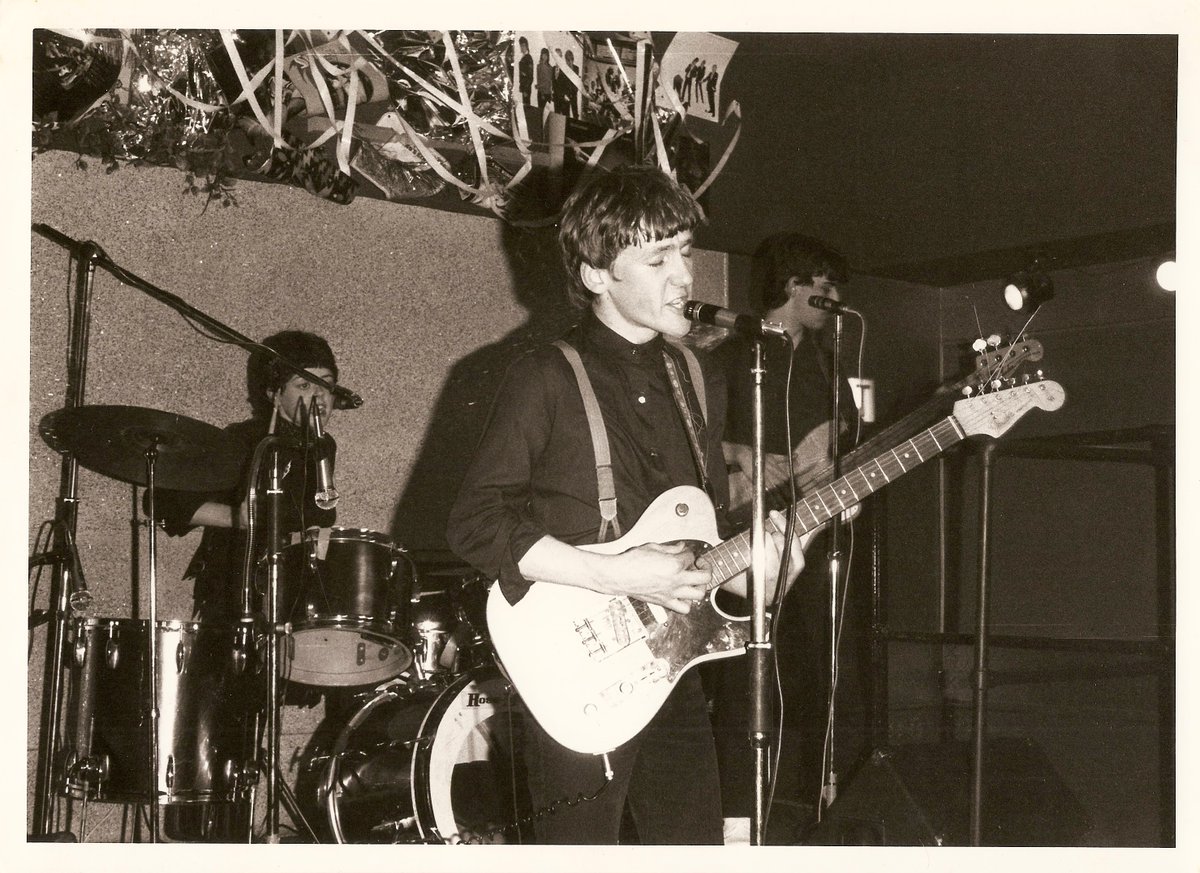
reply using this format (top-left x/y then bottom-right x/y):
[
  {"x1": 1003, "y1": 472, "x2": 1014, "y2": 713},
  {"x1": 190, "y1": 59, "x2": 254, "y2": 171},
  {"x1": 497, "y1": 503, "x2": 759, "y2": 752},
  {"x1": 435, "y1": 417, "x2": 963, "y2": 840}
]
[{"x1": 314, "y1": 667, "x2": 534, "y2": 844}]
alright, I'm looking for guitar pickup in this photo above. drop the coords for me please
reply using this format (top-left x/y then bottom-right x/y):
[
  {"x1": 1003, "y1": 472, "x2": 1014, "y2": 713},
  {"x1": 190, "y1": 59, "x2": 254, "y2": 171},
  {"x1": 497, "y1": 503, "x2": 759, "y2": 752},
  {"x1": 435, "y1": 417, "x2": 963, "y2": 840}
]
[{"x1": 575, "y1": 598, "x2": 648, "y2": 660}]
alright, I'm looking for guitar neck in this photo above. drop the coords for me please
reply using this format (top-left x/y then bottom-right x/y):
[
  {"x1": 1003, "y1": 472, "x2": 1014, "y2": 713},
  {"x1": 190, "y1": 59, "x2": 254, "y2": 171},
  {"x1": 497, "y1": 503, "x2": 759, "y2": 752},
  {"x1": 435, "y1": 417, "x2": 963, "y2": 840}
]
[
  {"x1": 790, "y1": 372, "x2": 970, "y2": 497},
  {"x1": 705, "y1": 413, "x2": 966, "y2": 586}
]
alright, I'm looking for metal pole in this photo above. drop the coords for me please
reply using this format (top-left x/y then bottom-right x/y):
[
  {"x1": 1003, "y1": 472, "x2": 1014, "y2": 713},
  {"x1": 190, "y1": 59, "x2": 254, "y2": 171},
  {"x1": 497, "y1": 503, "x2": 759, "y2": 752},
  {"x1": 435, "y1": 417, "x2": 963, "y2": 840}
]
[
  {"x1": 264, "y1": 449, "x2": 284, "y2": 841},
  {"x1": 32, "y1": 242, "x2": 100, "y2": 837},
  {"x1": 821, "y1": 311, "x2": 845, "y2": 811},
  {"x1": 969, "y1": 439, "x2": 997, "y2": 845},
  {"x1": 144, "y1": 449, "x2": 160, "y2": 842},
  {"x1": 748, "y1": 338, "x2": 773, "y2": 845}
]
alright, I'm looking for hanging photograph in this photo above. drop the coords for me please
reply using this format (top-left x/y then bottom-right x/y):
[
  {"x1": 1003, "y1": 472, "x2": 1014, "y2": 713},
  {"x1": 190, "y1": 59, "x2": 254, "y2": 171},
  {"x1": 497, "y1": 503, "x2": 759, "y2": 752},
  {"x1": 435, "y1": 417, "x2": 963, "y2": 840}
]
[{"x1": 656, "y1": 32, "x2": 738, "y2": 120}]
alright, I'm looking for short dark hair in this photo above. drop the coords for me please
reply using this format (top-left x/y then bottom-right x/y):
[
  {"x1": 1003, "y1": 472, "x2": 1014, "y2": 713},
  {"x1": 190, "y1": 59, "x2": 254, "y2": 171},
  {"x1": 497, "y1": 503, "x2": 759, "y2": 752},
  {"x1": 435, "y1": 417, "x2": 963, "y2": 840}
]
[
  {"x1": 558, "y1": 165, "x2": 705, "y2": 308},
  {"x1": 247, "y1": 330, "x2": 338, "y2": 418},
  {"x1": 751, "y1": 232, "x2": 850, "y2": 311}
]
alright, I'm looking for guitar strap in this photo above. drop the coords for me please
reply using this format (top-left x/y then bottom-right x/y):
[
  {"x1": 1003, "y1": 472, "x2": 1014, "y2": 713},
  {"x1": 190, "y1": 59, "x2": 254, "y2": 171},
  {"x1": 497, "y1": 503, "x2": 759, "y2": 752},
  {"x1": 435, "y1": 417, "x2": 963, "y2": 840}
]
[
  {"x1": 553, "y1": 340, "x2": 621, "y2": 543},
  {"x1": 663, "y1": 341, "x2": 712, "y2": 498}
]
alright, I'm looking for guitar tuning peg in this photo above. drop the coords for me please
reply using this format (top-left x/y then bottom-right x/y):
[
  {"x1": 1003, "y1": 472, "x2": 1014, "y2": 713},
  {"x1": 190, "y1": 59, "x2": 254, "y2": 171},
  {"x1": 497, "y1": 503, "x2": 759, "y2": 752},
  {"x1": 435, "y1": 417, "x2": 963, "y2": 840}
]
[
  {"x1": 990, "y1": 379, "x2": 1002, "y2": 391},
  {"x1": 1022, "y1": 373, "x2": 1031, "y2": 384},
  {"x1": 1035, "y1": 369, "x2": 1044, "y2": 381},
  {"x1": 987, "y1": 333, "x2": 1002, "y2": 349},
  {"x1": 971, "y1": 338, "x2": 987, "y2": 353},
  {"x1": 962, "y1": 385, "x2": 975, "y2": 397}
]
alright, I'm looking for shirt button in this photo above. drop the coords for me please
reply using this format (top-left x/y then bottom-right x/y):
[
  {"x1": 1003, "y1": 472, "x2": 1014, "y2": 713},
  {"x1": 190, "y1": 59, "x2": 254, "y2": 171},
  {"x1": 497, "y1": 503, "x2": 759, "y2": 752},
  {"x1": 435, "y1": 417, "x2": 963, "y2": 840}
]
[{"x1": 637, "y1": 395, "x2": 646, "y2": 404}]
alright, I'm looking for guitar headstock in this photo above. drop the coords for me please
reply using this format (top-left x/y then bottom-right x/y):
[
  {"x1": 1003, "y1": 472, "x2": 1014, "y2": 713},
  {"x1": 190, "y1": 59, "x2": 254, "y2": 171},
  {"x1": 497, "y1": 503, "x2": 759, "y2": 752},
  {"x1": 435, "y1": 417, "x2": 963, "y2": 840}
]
[
  {"x1": 953, "y1": 378, "x2": 1065, "y2": 438},
  {"x1": 972, "y1": 338, "x2": 1044, "y2": 387}
]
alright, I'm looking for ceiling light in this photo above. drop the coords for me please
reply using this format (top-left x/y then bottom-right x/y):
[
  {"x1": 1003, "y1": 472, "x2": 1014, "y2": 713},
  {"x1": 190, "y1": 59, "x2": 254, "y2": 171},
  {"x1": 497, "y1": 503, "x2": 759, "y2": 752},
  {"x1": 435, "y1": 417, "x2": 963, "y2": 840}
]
[
  {"x1": 1003, "y1": 257, "x2": 1055, "y2": 312},
  {"x1": 1155, "y1": 259, "x2": 1177, "y2": 292}
]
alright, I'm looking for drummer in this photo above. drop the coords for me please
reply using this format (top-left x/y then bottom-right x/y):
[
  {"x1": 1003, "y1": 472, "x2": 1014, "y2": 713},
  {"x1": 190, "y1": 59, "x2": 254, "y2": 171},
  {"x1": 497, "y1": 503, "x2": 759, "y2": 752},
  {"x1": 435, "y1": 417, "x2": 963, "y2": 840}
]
[{"x1": 150, "y1": 330, "x2": 339, "y2": 623}]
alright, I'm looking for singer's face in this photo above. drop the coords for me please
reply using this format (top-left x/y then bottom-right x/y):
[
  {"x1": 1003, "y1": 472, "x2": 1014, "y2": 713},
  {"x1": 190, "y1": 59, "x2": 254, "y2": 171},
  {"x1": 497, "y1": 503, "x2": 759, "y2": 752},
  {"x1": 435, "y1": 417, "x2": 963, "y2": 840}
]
[
  {"x1": 588, "y1": 230, "x2": 694, "y2": 344},
  {"x1": 798, "y1": 275, "x2": 842, "y2": 332},
  {"x1": 272, "y1": 368, "x2": 336, "y2": 425}
]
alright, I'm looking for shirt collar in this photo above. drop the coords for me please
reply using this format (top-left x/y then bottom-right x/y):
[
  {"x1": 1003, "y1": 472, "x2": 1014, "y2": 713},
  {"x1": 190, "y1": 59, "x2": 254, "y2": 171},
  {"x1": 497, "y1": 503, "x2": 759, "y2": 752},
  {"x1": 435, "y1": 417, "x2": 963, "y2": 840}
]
[{"x1": 582, "y1": 308, "x2": 666, "y2": 361}]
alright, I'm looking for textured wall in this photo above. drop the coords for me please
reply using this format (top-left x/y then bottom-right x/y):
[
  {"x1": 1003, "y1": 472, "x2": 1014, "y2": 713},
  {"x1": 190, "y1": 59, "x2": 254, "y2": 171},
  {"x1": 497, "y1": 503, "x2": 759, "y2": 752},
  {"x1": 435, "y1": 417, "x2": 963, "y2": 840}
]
[{"x1": 27, "y1": 150, "x2": 730, "y2": 839}]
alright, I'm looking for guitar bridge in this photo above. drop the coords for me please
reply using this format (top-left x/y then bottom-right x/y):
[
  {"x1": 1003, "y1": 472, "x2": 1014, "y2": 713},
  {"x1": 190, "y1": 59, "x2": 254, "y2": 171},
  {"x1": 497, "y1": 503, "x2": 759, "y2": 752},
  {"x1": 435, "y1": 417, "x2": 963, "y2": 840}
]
[{"x1": 575, "y1": 598, "x2": 648, "y2": 659}]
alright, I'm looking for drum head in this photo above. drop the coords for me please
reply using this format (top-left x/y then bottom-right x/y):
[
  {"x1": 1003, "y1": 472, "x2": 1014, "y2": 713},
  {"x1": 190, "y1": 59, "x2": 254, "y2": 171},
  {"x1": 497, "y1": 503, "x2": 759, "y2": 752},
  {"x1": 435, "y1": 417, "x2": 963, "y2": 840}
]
[
  {"x1": 284, "y1": 626, "x2": 411, "y2": 687},
  {"x1": 414, "y1": 668, "x2": 534, "y2": 843},
  {"x1": 316, "y1": 667, "x2": 534, "y2": 844}
]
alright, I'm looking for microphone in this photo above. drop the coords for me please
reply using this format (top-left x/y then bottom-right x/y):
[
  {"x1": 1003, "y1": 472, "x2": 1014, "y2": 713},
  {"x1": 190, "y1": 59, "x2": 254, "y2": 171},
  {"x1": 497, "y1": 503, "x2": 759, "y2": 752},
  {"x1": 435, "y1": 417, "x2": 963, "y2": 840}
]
[
  {"x1": 309, "y1": 398, "x2": 339, "y2": 511},
  {"x1": 683, "y1": 301, "x2": 788, "y2": 338},
  {"x1": 808, "y1": 295, "x2": 860, "y2": 317}
]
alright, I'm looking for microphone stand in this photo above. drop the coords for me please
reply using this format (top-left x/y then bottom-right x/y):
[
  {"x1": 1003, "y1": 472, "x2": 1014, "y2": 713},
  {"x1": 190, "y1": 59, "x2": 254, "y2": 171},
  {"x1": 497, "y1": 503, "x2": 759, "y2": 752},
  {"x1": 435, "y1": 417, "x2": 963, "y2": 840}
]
[
  {"x1": 820, "y1": 312, "x2": 845, "y2": 812},
  {"x1": 30, "y1": 224, "x2": 361, "y2": 841},
  {"x1": 29, "y1": 229, "x2": 101, "y2": 839},
  {"x1": 748, "y1": 336, "x2": 774, "y2": 845}
]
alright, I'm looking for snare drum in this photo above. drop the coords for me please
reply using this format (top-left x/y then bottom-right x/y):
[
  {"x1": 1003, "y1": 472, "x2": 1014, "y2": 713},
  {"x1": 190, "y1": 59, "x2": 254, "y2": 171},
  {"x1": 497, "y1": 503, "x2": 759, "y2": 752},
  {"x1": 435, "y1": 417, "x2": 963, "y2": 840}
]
[
  {"x1": 62, "y1": 618, "x2": 261, "y2": 805},
  {"x1": 312, "y1": 667, "x2": 533, "y2": 843},
  {"x1": 278, "y1": 528, "x2": 413, "y2": 686},
  {"x1": 408, "y1": 568, "x2": 494, "y2": 678}
]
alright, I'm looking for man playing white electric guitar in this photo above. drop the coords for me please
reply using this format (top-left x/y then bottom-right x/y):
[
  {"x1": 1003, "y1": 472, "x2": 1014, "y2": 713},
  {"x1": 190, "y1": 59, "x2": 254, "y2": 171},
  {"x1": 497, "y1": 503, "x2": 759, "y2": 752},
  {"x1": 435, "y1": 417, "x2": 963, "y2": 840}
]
[{"x1": 447, "y1": 166, "x2": 807, "y2": 845}]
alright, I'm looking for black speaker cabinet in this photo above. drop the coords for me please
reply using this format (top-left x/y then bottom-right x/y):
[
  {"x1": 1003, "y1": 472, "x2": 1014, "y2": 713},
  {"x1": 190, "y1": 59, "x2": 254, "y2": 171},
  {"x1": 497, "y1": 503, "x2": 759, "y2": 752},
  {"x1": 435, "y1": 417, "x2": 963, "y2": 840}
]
[{"x1": 805, "y1": 737, "x2": 1090, "y2": 846}]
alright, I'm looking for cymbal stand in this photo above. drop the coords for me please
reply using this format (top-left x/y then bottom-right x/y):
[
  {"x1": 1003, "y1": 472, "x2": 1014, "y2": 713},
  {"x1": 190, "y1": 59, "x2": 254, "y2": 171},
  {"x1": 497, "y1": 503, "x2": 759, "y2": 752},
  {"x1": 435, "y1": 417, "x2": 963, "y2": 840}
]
[
  {"x1": 142, "y1": 447, "x2": 162, "y2": 842},
  {"x1": 30, "y1": 230, "x2": 102, "y2": 839}
]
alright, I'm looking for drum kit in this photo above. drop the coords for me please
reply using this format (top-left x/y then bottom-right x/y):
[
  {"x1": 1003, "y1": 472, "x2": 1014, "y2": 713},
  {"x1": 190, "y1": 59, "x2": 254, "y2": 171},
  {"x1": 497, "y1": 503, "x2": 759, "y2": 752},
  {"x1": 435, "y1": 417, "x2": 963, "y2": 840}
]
[{"x1": 36, "y1": 403, "x2": 532, "y2": 844}]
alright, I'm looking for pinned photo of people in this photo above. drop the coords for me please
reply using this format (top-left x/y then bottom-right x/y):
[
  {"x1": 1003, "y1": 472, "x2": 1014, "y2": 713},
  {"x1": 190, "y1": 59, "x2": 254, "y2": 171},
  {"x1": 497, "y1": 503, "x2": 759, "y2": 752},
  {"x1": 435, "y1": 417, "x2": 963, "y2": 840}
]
[
  {"x1": 579, "y1": 34, "x2": 644, "y2": 132},
  {"x1": 514, "y1": 31, "x2": 584, "y2": 120},
  {"x1": 656, "y1": 32, "x2": 738, "y2": 120}
]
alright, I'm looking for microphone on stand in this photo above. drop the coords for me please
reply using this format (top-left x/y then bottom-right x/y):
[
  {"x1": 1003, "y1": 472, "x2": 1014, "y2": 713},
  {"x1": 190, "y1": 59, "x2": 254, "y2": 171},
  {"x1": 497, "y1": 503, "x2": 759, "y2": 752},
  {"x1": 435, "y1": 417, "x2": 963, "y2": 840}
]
[
  {"x1": 808, "y1": 295, "x2": 861, "y2": 317},
  {"x1": 309, "y1": 398, "x2": 339, "y2": 511},
  {"x1": 683, "y1": 301, "x2": 788, "y2": 338}
]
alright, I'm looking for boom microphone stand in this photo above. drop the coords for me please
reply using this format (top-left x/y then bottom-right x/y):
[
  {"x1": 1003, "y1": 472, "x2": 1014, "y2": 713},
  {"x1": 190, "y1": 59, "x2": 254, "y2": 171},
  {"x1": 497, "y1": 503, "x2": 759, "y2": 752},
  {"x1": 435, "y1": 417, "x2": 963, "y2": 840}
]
[
  {"x1": 29, "y1": 227, "x2": 101, "y2": 838},
  {"x1": 30, "y1": 223, "x2": 363, "y2": 841}
]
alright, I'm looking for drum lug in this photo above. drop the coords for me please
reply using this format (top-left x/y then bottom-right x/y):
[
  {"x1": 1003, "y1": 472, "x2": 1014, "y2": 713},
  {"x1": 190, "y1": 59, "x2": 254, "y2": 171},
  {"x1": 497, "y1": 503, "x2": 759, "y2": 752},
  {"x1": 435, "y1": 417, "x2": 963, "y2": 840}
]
[
  {"x1": 105, "y1": 637, "x2": 120, "y2": 671},
  {"x1": 175, "y1": 640, "x2": 187, "y2": 674},
  {"x1": 223, "y1": 756, "x2": 240, "y2": 788},
  {"x1": 165, "y1": 754, "x2": 175, "y2": 791},
  {"x1": 73, "y1": 635, "x2": 87, "y2": 668}
]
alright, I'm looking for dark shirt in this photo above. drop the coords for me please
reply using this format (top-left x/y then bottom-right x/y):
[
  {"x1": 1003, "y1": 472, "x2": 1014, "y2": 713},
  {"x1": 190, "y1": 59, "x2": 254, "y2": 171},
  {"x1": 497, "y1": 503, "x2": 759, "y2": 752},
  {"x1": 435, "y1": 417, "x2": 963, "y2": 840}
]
[
  {"x1": 722, "y1": 332, "x2": 856, "y2": 456},
  {"x1": 447, "y1": 310, "x2": 730, "y2": 605},
  {"x1": 153, "y1": 415, "x2": 337, "y2": 619}
]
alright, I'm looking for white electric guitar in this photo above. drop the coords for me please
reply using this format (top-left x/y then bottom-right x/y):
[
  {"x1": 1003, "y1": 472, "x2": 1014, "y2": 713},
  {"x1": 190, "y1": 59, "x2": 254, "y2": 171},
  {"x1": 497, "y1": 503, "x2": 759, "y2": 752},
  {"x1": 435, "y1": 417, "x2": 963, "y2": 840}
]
[{"x1": 487, "y1": 379, "x2": 1065, "y2": 754}]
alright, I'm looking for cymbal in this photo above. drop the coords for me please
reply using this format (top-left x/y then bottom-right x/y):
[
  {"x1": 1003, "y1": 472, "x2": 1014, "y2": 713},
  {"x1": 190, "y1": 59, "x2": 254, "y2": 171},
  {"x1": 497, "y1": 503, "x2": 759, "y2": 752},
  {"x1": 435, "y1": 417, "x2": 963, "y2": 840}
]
[{"x1": 40, "y1": 405, "x2": 243, "y2": 492}]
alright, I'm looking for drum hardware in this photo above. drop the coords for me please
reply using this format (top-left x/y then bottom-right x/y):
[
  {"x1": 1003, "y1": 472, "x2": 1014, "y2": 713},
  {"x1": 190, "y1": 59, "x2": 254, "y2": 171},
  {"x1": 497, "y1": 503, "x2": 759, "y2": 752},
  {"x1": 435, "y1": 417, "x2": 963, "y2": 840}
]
[
  {"x1": 30, "y1": 226, "x2": 366, "y2": 841},
  {"x1": 41, "y1": 405, "x2": 245, "y2": 842}
]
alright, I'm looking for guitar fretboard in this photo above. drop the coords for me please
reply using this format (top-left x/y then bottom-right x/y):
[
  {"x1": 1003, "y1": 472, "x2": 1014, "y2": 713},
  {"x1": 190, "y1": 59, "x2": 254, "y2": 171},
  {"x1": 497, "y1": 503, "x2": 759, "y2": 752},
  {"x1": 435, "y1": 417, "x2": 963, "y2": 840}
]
[{"x1": 702, "y1": 415, "x2": 966, "y2": 586}]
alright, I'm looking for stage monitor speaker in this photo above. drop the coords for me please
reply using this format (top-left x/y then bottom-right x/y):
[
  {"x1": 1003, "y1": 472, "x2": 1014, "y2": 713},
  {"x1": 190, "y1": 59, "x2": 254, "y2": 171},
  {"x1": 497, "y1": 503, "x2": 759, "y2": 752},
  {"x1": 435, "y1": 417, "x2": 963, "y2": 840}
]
[{"x1": 805, "y1": 737, "x2": 1090, "y2": 846}]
